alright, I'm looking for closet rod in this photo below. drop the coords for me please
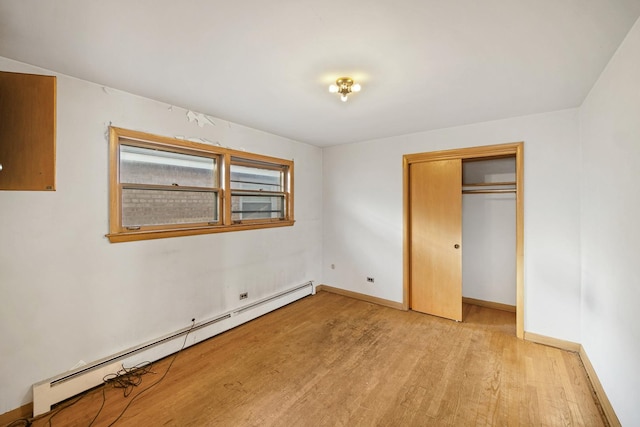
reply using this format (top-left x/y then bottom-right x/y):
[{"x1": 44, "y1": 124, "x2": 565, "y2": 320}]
[{"x1": 462, "y1": 189, "x2": 516, "y2": 194}]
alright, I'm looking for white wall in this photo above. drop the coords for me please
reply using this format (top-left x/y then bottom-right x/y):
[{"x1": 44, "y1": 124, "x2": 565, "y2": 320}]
[
  {"x1": 322, "y1": 109, "x2": 582, "y2": 341},
  {"x1": 0, "y1": 57, "x2": 323, "y2": 414},
  {"x1": 462, "y1": 196, "x2": 516, "y2": 306},
  {"x1": 579, "y1": 17, "x2": 640, "y2": 426}
]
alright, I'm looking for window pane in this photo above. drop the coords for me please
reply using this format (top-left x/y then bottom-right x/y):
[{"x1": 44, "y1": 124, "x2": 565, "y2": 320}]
[
  {"x1": 230, "y1": 164, "x2": 282, "y2": 192},
  {"x1": 231, "y1": 194, "x2": 284, "y2": 220},
  {"x1": 120, "y1": 145, "x2": 216, "y2": 187},
  {"x1": 122, "y1": 188, "x2": 218, "y2": 227}
]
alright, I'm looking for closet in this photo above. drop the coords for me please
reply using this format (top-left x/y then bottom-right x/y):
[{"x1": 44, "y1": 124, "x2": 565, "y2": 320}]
[
  {"x1": 403, "y1": 143, "x2": 524, "y2": 338},
  {"x1": 462, "y1": 157, "x2": 516, "y2": 310}
]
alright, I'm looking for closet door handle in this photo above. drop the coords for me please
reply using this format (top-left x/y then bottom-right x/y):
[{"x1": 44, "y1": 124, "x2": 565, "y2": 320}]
[{"x1": 454, "y1": 244, "x2": 460, "y2": 249}]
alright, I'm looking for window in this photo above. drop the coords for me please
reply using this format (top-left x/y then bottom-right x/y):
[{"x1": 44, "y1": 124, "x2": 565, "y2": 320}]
[
  {"x1": 120, "y1": 145, "x2": 220, "y2": 228},
  {"x1": 108, "y1": 127, "x2": 293, "y2": 242},
  {"x1": 230, "y1": 159, "x2": 288, "y2": 221}
]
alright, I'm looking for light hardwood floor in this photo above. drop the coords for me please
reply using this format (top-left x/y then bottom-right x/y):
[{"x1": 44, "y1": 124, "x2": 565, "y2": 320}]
[{"x1": 23, "y1": 291, "x2": 605, "y2": 426}]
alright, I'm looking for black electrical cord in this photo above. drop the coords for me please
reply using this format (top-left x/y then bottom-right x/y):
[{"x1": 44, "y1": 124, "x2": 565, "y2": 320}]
[
  {"x1": 85, "y1": 361, "x2": 154, "y2": 426},
  {"x1": 6, "y1": 418, "x2": 31, "y2": 427},
  {"x1": 8, "y1": 391, "x2": 91, "y2": 427},
  {"x1": 86, "y1": 387, "x2": 107, "y2": 427},
  {"x1": 7, "y1": 320, "x2": 196, "y2": 427},
  {"x1": 103, "y1": 320, "x2": 195, "y2": 426},
  {"x1": 43, "y1": 393, "x2": 89, "y2": 427},
  {"x1": 104, "y1": 362, "x2": 154, "y2": 397}
]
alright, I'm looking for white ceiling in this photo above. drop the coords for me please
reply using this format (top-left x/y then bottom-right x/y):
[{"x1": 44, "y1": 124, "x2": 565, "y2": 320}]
[{"x1": 2, "y1": 1, "x2": 640, "y2": 147}]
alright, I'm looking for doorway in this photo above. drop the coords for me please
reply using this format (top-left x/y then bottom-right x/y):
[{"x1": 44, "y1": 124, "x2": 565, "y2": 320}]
[{"x1": 403, "y1": 142, "x2": 524, "y2": 338}]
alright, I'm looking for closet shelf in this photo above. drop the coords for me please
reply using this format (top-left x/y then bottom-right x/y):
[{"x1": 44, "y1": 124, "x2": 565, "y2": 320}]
[
  {"x1": 462, "y1": 181, "x2": 516, "y2": 194},
  {"x1": 461, "y1": 181, "x2": 516, "y2": 187},
  {"x1": 462, "y1": 189, "x2": 516, "y2": 194}
]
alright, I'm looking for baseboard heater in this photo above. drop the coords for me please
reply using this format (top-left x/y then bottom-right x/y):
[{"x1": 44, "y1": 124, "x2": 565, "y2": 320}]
[{"x1": 33, "y1": 281, "x2": 314, "y2": 416}]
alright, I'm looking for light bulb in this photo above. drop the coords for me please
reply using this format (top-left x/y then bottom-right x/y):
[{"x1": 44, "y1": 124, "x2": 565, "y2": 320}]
[
  {"x1": 351, "y1": 83, "x2": 361, "y2": 92},
  {"x1": 329, "y1": 84, "x2": 338, "y2": 93},
  {"x1": 341, "y1": 94, "x2": 348, "y2": 102}
]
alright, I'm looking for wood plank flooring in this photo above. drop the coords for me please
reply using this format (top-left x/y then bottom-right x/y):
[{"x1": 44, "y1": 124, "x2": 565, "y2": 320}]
[{"x1": 23, "y1": 291, "x2": 605, "y2": 426}]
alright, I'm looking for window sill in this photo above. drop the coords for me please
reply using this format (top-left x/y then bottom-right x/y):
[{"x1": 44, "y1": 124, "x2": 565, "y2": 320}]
[{"x1": 106, "y1": 220, "x2": 295, "y2": 243}]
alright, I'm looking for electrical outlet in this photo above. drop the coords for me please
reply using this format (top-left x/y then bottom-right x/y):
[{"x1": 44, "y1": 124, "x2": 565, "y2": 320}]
[
  {"x1": 367, "y1": 277, "x2": 375, "y2": 283},
  {"x1": 239, "y1": 292, "x2": 248, "y2": 300}
]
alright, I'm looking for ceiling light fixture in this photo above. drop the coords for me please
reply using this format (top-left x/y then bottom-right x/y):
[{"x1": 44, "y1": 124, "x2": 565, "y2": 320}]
[{"x1": 328, "y1": 77, "x2": 361, "y2": 102}]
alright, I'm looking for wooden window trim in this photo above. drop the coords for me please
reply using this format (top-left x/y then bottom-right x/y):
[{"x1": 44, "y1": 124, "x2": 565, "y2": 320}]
[{"x1": 107, "y1": 127, "x2": 294, "y2": 243}]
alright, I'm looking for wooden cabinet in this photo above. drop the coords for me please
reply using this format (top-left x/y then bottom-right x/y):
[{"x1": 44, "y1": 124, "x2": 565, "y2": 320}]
[{"x1": 0, "y1": 71, "x2": 56, "y2": 191}]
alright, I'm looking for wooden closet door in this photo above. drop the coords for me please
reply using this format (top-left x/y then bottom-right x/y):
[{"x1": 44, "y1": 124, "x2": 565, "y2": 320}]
[{"x1": 410, "y1": 159, "x2": 462, "y2": 321}]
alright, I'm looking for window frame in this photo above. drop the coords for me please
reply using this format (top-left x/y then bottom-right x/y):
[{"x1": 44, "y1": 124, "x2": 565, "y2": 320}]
[
  {"x1": 229, "y1": 156, "x2": 290, "y2": 223},
  {"x1": 107, "y1": 127, "x2": 294, "y2": 243}
]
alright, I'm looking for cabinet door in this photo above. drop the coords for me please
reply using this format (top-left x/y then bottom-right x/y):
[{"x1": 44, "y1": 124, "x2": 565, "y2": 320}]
[
  {"x1": 409, "y1": 159, "x2": 462, "y2": 321},
  {"x1": 0, "y1": 71, "x2": 56, "y2": 190}
]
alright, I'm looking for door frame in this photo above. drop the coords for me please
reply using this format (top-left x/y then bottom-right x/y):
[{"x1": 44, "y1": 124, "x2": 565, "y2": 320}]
[{"x1": 403, "y1": 142, "x2": 524, "y2": 338}]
